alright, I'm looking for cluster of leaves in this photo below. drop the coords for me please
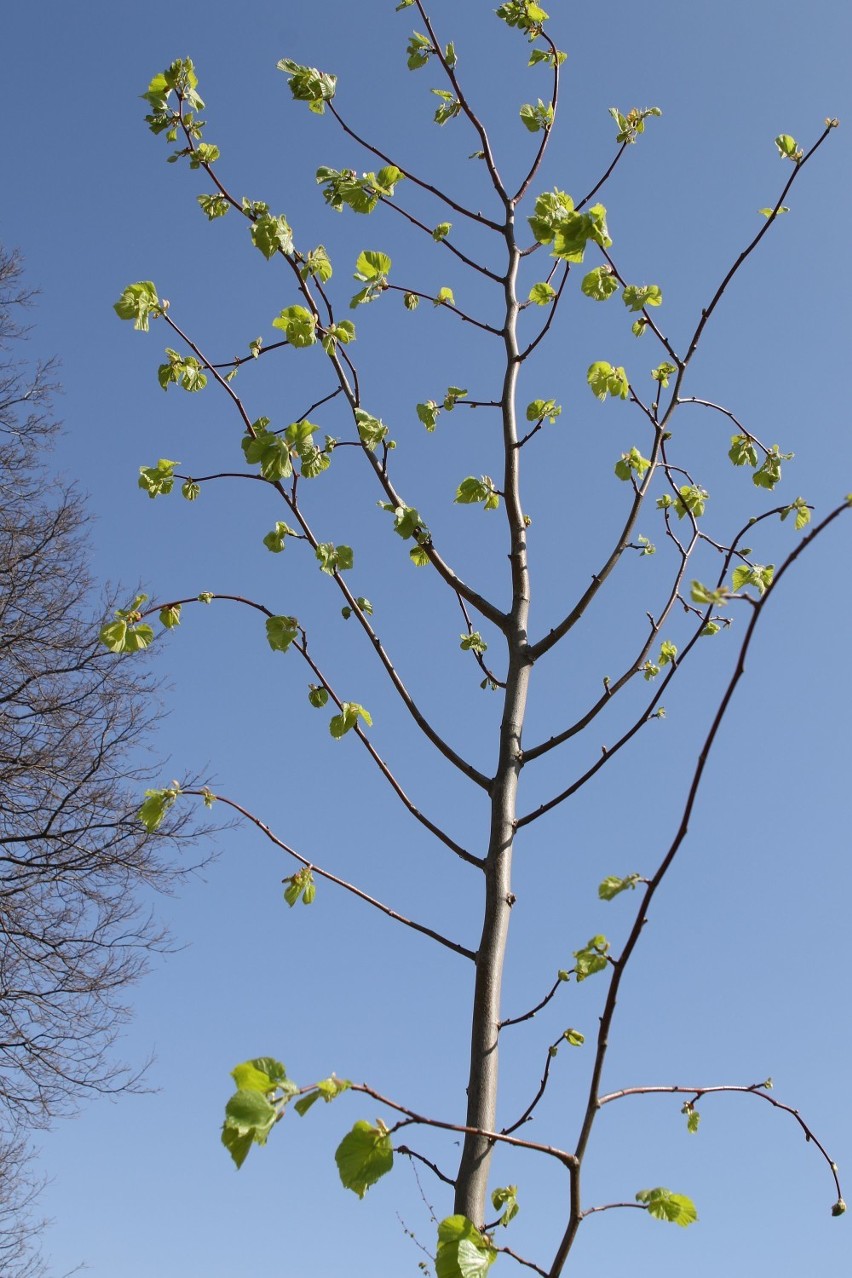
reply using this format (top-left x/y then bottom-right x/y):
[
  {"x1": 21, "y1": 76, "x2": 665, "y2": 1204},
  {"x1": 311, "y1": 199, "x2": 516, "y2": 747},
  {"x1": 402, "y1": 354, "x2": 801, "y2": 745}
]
[
  {"x1": 242, "y1": 417, "x2": 334, "y2": 481},
  {"x1": 529, "y1": 190, "x2": 611, "y2": 263},
  {"x1": 316, "y1": 164, "x2": 404, "y2": 214}
]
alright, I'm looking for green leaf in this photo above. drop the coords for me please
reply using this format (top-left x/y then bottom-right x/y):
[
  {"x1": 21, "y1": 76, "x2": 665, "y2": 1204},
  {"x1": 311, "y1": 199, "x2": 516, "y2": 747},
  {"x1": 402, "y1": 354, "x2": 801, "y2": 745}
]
[
  {"x1": 608, "y1": 104, "x2": 662, "y2": 144},
  {"x1": 753, "y1": 445, "x2": 793, "y2": 491},
  {"x1": 529, "y1": 46, "x2": 566, "y2": 67},
  {"x1": 321, "y1": 321, "x2": 355, "y2": 354},
  {"x1": 157, "y1": 348, "x2": 207, "y2": 392},
  {"x1": 300, "y1": 245, "x2": 333, "y2": 282},
  {"x1": 519, "y1": 99, "x2": 554, "y2": 132},
  {"x1": 295, "y1": 1076, "x2": 351, "y2": 1116},
  {"x1": 587, "y1": 361, "x2": 629, "y2": 402},
  {"x1": 197, "y1": 192, "x2": 230, "y2": 220},
  {"x1": 379, "y1": 501, "x2": 429, "y2": 541},
  {"x1": 277, "y1": 57, "x2": 337, "y2": 113},
  {"x1": 636, "y1": 534, "x2": 655, "y2": 555},
  {"x1": 404, "y1": 291, "x2": 420, "y2": 310},
  {"x1": 598, "y1": 873, "x2": 640, "y2": 901},
  {"x1": 283, "y1": 866, "x2": 315, "y2": 907},
  {"x1": 614, "y1": 447, "x2": 650, "y2": 482},
  {"x1": 460, "y1": 632, "x2": 488, "y2": 655},
  {"x1": 417, "y1": 401, "x2": 440, "y2": 431},
  {"x1": 682, "y1": 1103, "x2": 701, "y2": 1134},
  {"x1": 780, "y1": 496, "x2": 811, "y2": 531},
  {"x1": 774, "y1": 133, "x2": 802, "y2": 161},
  {"x1": 231, "y1": 1058, "x2": 288, "y2": 1094},
  {"x1": 242, "y1": 421, "x2": 293, "y2": 482},
  {"x1": 432, "y1": 89, "x2": 462, "y2": 126},
  {"x1": 355, "y1": 409, "x2": 388, "y2": 451},
  {"x1": 622, "y1": 283, "x2": 662, "y2": 312},
  {"x1": 759, "y1": 205, "x2": 790, "y2": 217},
  {"x1": 329, "y1": 702, "x2": 372, "y2": 739},
  {"x1": 308, "y1": 683, "x2": 330, "y2": 708},
  {"x1": 573, "y1": 935, "x2": 610, "y2": 981},
  {"x1": 272, "y1": 305, "x2": 317, "y2": 348},
  {"x1": 138, "y1": 457, "x2": 180, "y2": 498},
  {"x1": 563, "y1": 1028, "x2": 585, "y2": 1046},
  {"x1": 266, "y1": 616, "x2": 299, "y2": 653},
  {"x1": 690, "y1": 580, "x2": 728, "y2": 606},
  {"x1": 114, "y1": 281, "x2": 160, "y2": 331},
  {"x1": 159, "y1": 604, "x2": 181, "y2": 630},
  {"x1": 581, "y1": 266, "x2": 619, "y2": 301},
  {"x1": 354, "y1": 249, "x2": 392, "y2": 281},
  {"x1": 659, "y1": 640, "x2": 677, "y2": 666},
  {"x1": 732, "y1": 563, "x2": 774, "y2": 596},
  {"x1": 406, "y1": 31, "x2": 434, "y2": 70},
  {"x1": 138, "y1": 786, "x2": 180, "y2": 833},
  {"x1": 409, "y1": 545, "x2": 430, "y2": 567},
  {"x1": 455, "y1": 476, "x2": 499, "y2": 510},
  {"x1": 182, "y1": 480, "x2": 201, "y2": 501},
  {"x1": 335, "y1": 1121, "x2": 393, "y2": 1198},
  {"x1": 432, "y1": 222, "x2": 452, "y2": 241},
  {"x1": 491, "y1": 1185, "x2": 519, "y2": 1228},
  {"x1": 444, "y1": 386, "x2": 468, "y2": 410},
  {"x1": 496, "y1": 1, "x2": 549, "y2": 34},
  {"x1": 100, "y1": 595, "x2": 155, "y2": 653},
  {"x1": 251, "y1": 212, "x2": 294, "y2": 259},
  {"x1": 674, "y1": 484, "x2": 708, "y2": 520},
  {"x1": 636, "y1": 1187, "x2": 698, "y2": 1227},
  {"x1": 316, "y1": 165, "x2": 404, "y2": 215},
  {"x1": 728, "y1": 434, "x2": 759, "y2": 468},
  {"x1": 436, "y1": 1216, "x2": 497, "y2": 1278},
  {"x1": 652, "y1": 362, "x2": 676, "y2": 388},
  {"x1": 526, "y1": 398, "x2": 561, "y2": 423},
  {"x1": 528, "y1": 281, "x2": 556, "y2": 305},
  {"x1": 263, "y1": 521, "x2": 297, "y2": 553},
  {"x1": 315, "y1": 543, "x2": 354, "y2": 575},
  {"x1": 434, "y1": 286, "x2": 455, "y2": 306}
]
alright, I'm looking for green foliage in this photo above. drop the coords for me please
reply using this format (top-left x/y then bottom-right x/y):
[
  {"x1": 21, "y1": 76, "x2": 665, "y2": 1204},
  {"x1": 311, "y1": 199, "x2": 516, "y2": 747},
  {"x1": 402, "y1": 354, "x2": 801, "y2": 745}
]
[
  {"x1": 732, "y1": 563, "x2": 774, "y2": 596},
  {"x1": 672, "y1": 485, "x2": 708, "y2": 520},
  {"x1": 308, "y1": 684, "x2": 329, "y2": 709},
  {"x1": 780, "y1": 496, "x2": 811, "y2": 531},
  {"x1": 321, "y1": 320, "x2": 356, "y2": 353},
  {"x1": 573, "y1": 935, "x2": 610, "y2": 981},
  {"x1": 659, "y1": 640, "x2": 677, "y2": 666},
  {"x1": 433, "y1": 222, "x2": 452, "y2": 241},
  {"x1": 159, "y1": 604, "x2": 181, "y2": 630},
  {"x1": 158, "y1": 347, "x2": 207, "y2": 391},
  {"x1": 272, "y1": 305, "x2": 317, "y2": 348},
  {"x1": 100, "y1": 595, "x2": 155, "y2": 653},
  {"x1": 221, "y1": 1057, "x2": 297, "y2": 1170},
  {"x1": 609, "y1": 105, "x2": 662, "y2": 144},
  {"x1": 434, "y1": 286, "x2": 455, "y2": 306},
  {"x1": 355, "y1": 409, "x2": 388, "y2": 451},
  {"x1": 300, "y1": 244, "x2": 333, "y2": 282},
  {"x1": 636, "y1": 1187, "x2": 698, "y2": 1227},
  {"x1": 436, "y1": 1216, "x2": 497, "y2": 1278},
  {"x1": 138, "y1": 457, "x2": 180, "y2": 498},
  {"x1": 284, "y1": 866, "x2": 316, "y2": 907},
  {"x1": 614, "y1": 447, "x2": 650, "y2": 482},
  {"x1": 529, "y1": 46, "x2": 566, "y2": 67},
  {"x1": 599, "y1": 873, "x2": 640, "y2": 901},
  {"x1": 563, "y1": 1028, "x2": 585, "y2": 1047},
  {"x1": 622, "y1": 283, "x2": 662, "y2": 312},
  {"x1": 491, "y1": 1185, "x2": 519, "y2": 1227},
  {"x1": 266, "y1": 616, "x2": 299, "y2": 653},
  {"x1": 759, "y1": 205, "x2": 790, "y2": 217},
  {"x1": 113, "y1": 281, "x2": 161, "y2": 331},
  {"x1": 294, "y1": 1076, "x2": 351, "y2": 1116},
  {"x1": 455, "y1": 475, "x2": 500, "y2": 511},
  {"x1": 752, "y1": 445, "x2": 793, "y2": 491},
  {"x1": 315, "y1": 542, "x2": 354, "y2": 575},
  {"x1": 460, "y1": 632, "x2": 488, "y2": 655},
  {"x1": 277, "y1": 58, "x2": 337, "y2": 113},
  {"x1": 406, "y1": 31, "x2": 434, "y2": 70},
  {"x1": 316, "y1": 165, "x2": 404, "y2": 214},
  {"x1": 581, "y1": 266, "x2": 619, "y2": 301},
  {"x1": 335, "y1": 1121, "x2": 393, "y2": 1198},
  {"x1": 682, "y1": 1103, "x2": 701, "y2": 1134},
  {"x1": 137, "y1": 785, "x2": 180, "y2": 833},
  {"x1": 263, "y1": 521, "x2": 297, "y2": 553},
  {"x1": 652, "y1": 362, "x2": 676, "y2": 388},
  {"x1": 379, "y1": 501, "x2": 429, "y2": 542},
  {"x1": 351, "y1": 249, "x2": 392, "y2": 308},
  {"x1": 251, "y1": 211, "x2": 294, "y2": 259},
  {"x1": 526, "y1": 398, "x2": 561, "y2": 423},
  {"x1": 197, "y1": 192, "x2": 230, "y2": 220},
  {"x1": 690, "y1": 581, "x2": 729, "y2": 606},
  {"x1": 529, "y1": 190, "x2": 611, "y2": 263},
  {"x1": 728, "y1": 434, "x2": 759, "y2": 468},
  {"x1": 519, "y1": 99, "x2": 554, "y2": 132},
  {"x1": 495, "y1": 0, "x2": 549, "y2": 35},
  {"x1": 528, "y1": 281, "x2": 556, "y2": 304},
  {"x1": 182, "y1": 480, "x2": 201, "y2": 500},
  {"x1": 329, "y1": 702, "x2": 372, "y2": 739},
  {"x1": 587, "y1": 361, "x2": 629, "y2": 402},
  {"x1": 432, "y1": 89, "x2": 462, "y2": 126},
  {"x1": 775, "y1": 133, "x2": 803, "y2": 162}
]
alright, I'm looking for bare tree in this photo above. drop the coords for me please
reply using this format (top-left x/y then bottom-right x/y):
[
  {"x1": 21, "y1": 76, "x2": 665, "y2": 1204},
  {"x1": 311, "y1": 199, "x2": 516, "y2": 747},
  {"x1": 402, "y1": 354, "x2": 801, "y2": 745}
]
[{"x1": 0, "y1": 245, "x2": 198, "y2": 1269}]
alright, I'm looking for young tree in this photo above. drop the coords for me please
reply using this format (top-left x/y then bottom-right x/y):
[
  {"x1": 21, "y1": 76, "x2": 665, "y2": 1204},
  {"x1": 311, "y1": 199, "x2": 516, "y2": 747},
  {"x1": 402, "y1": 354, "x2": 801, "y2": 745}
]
[
  {"x1": 0, "y1": 246, "x2": 198, "y2": 1271},
  {"x1": 109, "y1": 4, "x2": 847, "y2": 1273}
]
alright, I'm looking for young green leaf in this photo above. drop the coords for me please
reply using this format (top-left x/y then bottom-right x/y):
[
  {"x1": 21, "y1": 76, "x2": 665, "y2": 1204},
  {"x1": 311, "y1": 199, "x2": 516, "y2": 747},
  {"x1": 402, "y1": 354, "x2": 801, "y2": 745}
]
[
  {"x1": 519, "y1": 99, "x2": 554, "y2": 132},
  {"x1": 294, "y1": 1076, "x2": 351, "y2": 1116},
  {"x1": 308, "y1": 684, "x2": 329, "y2": 708},
  {"x1": 114, "y1": 281, "x2": 161, "y2": 331},
  {"x1": 491, "y1": 1186, "x2": 519, "y2": 1228},
  {"x1": 436, "y1": 1215, "x2": 497, "y2": 1278},
  {"x1": 197, "y1": 192, "x2": 230, "y2": 220},
  {"x1": 587, "y1": 362, "x2": 629, "y2": 402},
  {"x1": 272, "y1": 305, "x2": 317, "y2": 348},
  {"x1": 563, "y1": 1028, "x2": 585, "y2": 1046},
  {"x1": 528, "y1": 281, "x2": 556, "y2": 304},
  {"x1": 652, "y1": 362, "x2": 676, "y2": 388},
  {"x1": 335, "y1": 1120, "x2": 393, "y2": 1198},
  {"x1": 608, "y1": 105, "x2": 662, "y2": 144},
  {"x1": 573, "y1": 935, "x2": 610, "y2": 981},
  {"x1": 300, "y1": 245, "x2": 333, "y2": 282},
  {"x1": 622, "y1": 283, "x2": 662, "y2": 312},
  {"x1": 138, "y1": 457, "x2": 180, "y2": 498},
  {"x1": 251, "y1": 212, "x2": 294, "y2": 259},
  {"x1": 455, "y1": 476, "x2": 499, "y2": 511},
  {"x1": 159, "y1": 604, "x2": 181, "y2": 630},
  {"x1": 277, "y1": 58, "x2": 337, "y2": 113},
  {"x1": 434, "y1": 286, "x2": 455, "y2": 306},
  {"x1": 460, "y1": 632, "x2": 488, "y2": 655},
  {"x1": 774, "y1": 133, "x2": 802, "y2": 161},
  {"x1": 682, "y1": 1102, "x2": 701, "y2": 1134},
  {"x1": 432, "y1": 222, "x2": 452, "y2": 241},
  {"x1": 355, "y1": 409, "x2": 388, "y2": 451},
  {"x1": 614, "y1": 447, "x2": 650, "y2": 482},
  {"x1": 138, "y1": 785, "x2": 180, "y2": 833},
  {"x1": 100, "y1": 595, "x2": 155, "y2": 653},
  {"x1": 283, "y1": 866, "x2": 315, "y2": 907},
  {"x1": 728, "y1": 434, "x2": 759, "y2": 468},
  {"x1": 495, "y1": 1, "x2": 549, "y2": 35},
  {"x1": 581, "y1": 265, "x2": 619, "y2": 301},
  {"x1": 636, "y1": 1187, "x2": 698, "y2": 1227},
  {"x1": 432, "y1": 89, "x2": 462, "y2": 126},
  {"x1": 674, "y1": 485, "x2": 708, "y2": 520},
  {"x1": 599, "y1": 873, "x2": 640, "y2": 900},
  {"x1": 157, "y1": 348, "x2": 207, "y2": 392},
  {"x1": 329, "y1": 702, "x2": 372, "y2": 739},
  {"x1": 759, "y1": 205, "x2": 790, "y2": 217},
  {"x1": 731, "y1": 563, "x2": 774, "y2": 596},
  {"x1": 406, "y1": 31, "x2": 434, "y2": 70},
  {"x1": 780, "y1": 496, "x2": 811, "y2": 530},
  {"x1": 182, "y1": 480, "x2": 201, "y2": 501},
  {"x1": 266, "y1": 616, "x2": 299, "y2": 653},
  {"x1": 263, "y1": 521, "x2": 297, "y2": 553},
  {"x1": 315, "y1": 543, "x2": 354, "y2": 575},
  {"x1": 526, "y1": 398, "x2": 561, "y2": 423}
]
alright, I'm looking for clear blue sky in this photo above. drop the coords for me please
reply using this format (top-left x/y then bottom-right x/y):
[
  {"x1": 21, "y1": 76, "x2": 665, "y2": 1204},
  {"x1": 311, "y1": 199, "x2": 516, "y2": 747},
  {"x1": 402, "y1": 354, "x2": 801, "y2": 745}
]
[{"x1": 3, "y1": 3, "x2": 851, "y2": 1275}]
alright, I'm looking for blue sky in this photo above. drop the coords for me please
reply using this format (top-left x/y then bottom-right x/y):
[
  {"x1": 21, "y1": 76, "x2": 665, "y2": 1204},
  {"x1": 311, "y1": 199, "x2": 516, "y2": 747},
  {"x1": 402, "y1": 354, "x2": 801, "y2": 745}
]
[{"x1": 2, "y1": 2, "x2": 851, "y2": 1275}]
